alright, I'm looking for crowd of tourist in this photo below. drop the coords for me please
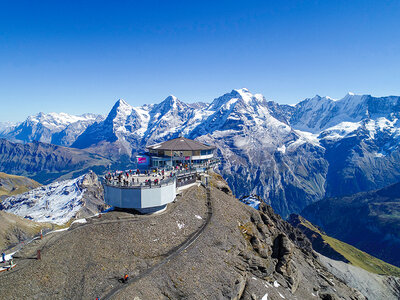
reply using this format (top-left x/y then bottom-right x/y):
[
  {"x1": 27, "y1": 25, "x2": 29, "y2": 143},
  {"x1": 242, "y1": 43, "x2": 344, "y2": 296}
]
[{"x1": 104, "y1": 163, "x2": 196, "y2": 187}]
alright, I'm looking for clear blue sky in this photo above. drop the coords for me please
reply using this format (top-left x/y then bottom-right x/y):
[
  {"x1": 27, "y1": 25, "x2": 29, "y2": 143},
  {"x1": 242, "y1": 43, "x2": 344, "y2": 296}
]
[{"x1": 1, "y1": 0, "x2": 400, "y2": 121}]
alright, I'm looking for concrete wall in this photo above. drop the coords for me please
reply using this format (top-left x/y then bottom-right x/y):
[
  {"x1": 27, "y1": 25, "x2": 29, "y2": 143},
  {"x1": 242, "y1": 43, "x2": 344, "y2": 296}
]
[{"x1": 104, "y1": 180, "x2": 176, "y2": 210}]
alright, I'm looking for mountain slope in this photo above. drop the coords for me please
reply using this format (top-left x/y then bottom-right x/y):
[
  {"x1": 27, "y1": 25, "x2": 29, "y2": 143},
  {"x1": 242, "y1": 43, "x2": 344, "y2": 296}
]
[
  {"x1": 319, "y1": 254, "x2": 400, "y2": 300},
  {"x1": 190, "y1": 89, "x2": 328, "y2": 215},
  {"x1": 0, "y1": 139, "x2": 111, "y2": 184},
  {"x1": 0, "y1": 211, "x2": 51, "y2": 250},
  {"x1": 288, "y1": 214, "x2": 400, "y2": 277},
  {"x1": 301, "y1": 181, "x2": 400, "y2": 267},
  {"x1": 0, "y1": 172, "x2": 41, "y2": 201},
  {"x1": 0, "y1": 172, "x2": 105, "y2": 225}
]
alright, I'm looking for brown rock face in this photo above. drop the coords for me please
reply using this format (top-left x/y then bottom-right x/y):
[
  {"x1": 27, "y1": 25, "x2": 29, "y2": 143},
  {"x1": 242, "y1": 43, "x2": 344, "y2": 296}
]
[{"x1": 75, "y1": 171, "x2": 108, "y2": 219}]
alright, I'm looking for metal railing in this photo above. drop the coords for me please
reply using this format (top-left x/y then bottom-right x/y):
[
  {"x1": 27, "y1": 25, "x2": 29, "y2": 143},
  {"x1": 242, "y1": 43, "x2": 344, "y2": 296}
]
[
  {"x1": 102, "y1": 176, "x2": 176, "y2": 189},
  {"x1": 103, "y1": 168, "x2": 199, "y2": 190},
  {"x1": 102, "y1": 161, "x2": 217, "y2": 190}
]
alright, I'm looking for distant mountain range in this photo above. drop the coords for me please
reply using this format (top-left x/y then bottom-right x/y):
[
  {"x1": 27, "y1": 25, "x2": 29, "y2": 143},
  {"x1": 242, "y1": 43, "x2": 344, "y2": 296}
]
[
  {"x1": 1, "y1": 88, "x2": 400, "y2": 217},
  {"x1": 1, "y1": 112, "x2": 103, "y2": 146}
]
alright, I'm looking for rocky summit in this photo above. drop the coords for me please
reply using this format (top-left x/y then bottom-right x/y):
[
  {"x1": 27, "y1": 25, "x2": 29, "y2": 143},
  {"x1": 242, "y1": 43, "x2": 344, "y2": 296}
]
[{"x1": 0, "y1": 173, "x2": 366, "y2": 300}]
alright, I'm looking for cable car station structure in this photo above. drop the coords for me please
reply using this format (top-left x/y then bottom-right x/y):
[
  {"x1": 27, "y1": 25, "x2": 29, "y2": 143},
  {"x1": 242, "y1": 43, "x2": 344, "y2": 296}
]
[{"x1": 103, "y1": 137, "x2": 218, "y2": 213}]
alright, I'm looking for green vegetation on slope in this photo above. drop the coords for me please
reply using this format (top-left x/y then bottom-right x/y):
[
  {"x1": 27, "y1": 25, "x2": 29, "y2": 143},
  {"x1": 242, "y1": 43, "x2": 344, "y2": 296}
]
[
  {"x1": 300, "y1": 218, "x2": 400, "y2": 277},
  {"x1": 0, "y1": 172, "x2": 41, "y2": 200},
  {"x1": 301, "y1": 182, "x2": 400, "y2": 268}
]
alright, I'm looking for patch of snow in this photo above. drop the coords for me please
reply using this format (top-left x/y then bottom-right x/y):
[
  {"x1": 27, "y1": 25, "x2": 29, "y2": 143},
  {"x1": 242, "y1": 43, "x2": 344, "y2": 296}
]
[
  {"x1": 224, "y1": 98, "x2": 239, "y2": 110},
  {"x1": 273, "y1": 280, "x2": 280, "y2": 287},
  {"x1": 71, "y1": 218, "x2": 87, "y2": 225},
  {"x1": 240, "y1": 195, "x2": 261, "y2": 209},
  {"x1": 277, "y1": 144, "x2": 286, "y2": 154},
  {"x1": 2, "y1": 251, "x2": 16, "y2": 262},
  {"x1": 293, "y1": 130, "x2": 321, "y2": 146},
  {"x1": 234, "y1": 136, "x2": 250, "y2": 148},
  {"x1": 278, "y1": 292, "x2": 285, "y2": 298},
  {"x1": 261, "y1": 293, "x2": 268, "y2": 300},
  {"x1": 1, "y1": 175, "x2": 87, "y2": 225},
  {"x1": 319, "y1": 121, "x2": 362, "y2": 141},
  {"x1": 195, "y1": 215, "x2": 202, "y2": 220},
  {"x1": 264, "y1": 282, "x2": 272, "y2": 288},
  {"x1": 176, "y1": 221, "x2": 185, "y2": 230},
  {"x1": 47, "y1": 228, "x2": 69, "y2": 234}
]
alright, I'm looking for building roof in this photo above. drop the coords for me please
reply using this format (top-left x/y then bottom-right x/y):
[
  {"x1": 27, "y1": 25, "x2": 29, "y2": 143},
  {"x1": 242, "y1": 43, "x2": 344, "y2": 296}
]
[{"x1": 147, "y1": 137, "x2": 215, "y2": 151}]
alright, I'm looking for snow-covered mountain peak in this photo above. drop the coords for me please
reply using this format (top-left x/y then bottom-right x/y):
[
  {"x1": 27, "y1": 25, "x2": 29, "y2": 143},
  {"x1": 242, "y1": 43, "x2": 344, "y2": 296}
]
[
  {"x1": 107, "y1": 98, "x2": 134, "y2": 122},
  {"x1": 112, "y1": 98, "x2": 131, "y2": 111},
  {"x1": 25, "y1": 112, "x2": 98, "y2": 128},
  {"x1": 340, "y1": 92, "x2": 364, "y2": 102},
  {"x1": 234, "y1": 87, "x2": 250, "y2": 96},
  {"x1": 208, "y1": 88, "x2": 263, "y2": 112},
  {"x1": 0, "y1": 110, "x2": 103, "y2": 146},
  {"x1": 307, "y1": 94, "x2": 334, "y2": 103},
  {"x1": 291, "y1": 92, "x2": 400, "y2": 134},
  {"x1": 166, "y1": 95, "x2": 178, "y2": 101},
  {"x1": 233, "y1": 88, "x2": 261, "y2": 105},
  {"x1": 151, "y1": 95, "x2": 190, "y2": 118},
  {"x1": 159, "y1": 95, "x2": 182, "y2": 109}
]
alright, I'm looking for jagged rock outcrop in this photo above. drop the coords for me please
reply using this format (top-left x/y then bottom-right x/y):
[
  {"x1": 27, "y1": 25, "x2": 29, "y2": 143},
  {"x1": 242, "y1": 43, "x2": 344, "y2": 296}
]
[{"x1": 75, "y1": 171, "x2": 107, "y2": 219}]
